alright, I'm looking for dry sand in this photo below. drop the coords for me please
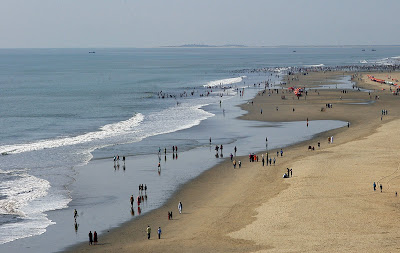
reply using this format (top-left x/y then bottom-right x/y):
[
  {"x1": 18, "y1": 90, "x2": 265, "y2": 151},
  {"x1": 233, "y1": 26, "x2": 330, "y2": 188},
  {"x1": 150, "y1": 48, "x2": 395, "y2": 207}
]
[{"x1": 68, "y1": 71, "x2": 400, "y2": 253}]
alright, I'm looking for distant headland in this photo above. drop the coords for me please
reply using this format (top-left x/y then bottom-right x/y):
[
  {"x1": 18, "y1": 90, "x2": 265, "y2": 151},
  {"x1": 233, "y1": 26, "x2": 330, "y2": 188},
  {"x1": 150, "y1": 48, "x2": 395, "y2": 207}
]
[{"x1": 162, "y1": 44, "x2": 247, "y2": 48}]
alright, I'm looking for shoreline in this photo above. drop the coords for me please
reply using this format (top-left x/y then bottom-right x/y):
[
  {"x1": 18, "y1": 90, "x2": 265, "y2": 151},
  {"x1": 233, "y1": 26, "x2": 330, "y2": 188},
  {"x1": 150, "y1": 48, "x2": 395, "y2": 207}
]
[{"x1": 68, "y1": 70, "x2": 400, "y2": 252}]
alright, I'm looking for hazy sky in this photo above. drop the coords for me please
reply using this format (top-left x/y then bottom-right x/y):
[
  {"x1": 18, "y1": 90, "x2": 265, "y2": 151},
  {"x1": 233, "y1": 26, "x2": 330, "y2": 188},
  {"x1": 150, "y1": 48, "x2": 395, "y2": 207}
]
[{"x1": 1, "y1": 0, "x2": 399, "y2": 48}]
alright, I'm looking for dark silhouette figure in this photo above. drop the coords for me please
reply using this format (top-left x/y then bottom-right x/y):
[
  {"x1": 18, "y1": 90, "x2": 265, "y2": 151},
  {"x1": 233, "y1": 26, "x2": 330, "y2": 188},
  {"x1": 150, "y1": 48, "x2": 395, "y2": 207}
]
[{"x1": 89, "y1": 231, "x2": 93, "y2": 245}]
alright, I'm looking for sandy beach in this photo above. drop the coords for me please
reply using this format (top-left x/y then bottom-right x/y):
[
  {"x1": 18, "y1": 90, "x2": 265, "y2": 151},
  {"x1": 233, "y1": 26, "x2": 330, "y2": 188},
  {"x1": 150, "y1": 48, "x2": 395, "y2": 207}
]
[{"x1": 67, "y1": 71, "x2": 400, "y2": 252}]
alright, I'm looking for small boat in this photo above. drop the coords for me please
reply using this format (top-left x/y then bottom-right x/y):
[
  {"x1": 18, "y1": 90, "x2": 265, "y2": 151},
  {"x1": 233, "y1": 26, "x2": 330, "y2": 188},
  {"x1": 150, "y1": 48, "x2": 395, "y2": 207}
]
[
  {"x1": 89, "y1": 51, "x2": 96, "y2": 54},
  {"x1": 371, "y1": 49, "x2": 376, "y2": 51},
  {"x1": 362, "y1": 49, "x2": 365, "y2": 51}
]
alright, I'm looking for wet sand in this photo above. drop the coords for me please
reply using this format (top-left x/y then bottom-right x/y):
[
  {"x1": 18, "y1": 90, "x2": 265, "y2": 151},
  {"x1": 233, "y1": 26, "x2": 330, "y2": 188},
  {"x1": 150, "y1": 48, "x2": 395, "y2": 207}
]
[{"x1": 67, "y1": 71, "x2": 400, "y2": 252}]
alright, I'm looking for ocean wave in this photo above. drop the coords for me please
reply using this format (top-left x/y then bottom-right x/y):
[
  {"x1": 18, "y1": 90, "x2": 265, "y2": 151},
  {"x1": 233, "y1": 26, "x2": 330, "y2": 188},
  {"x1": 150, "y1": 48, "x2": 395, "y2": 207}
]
[
  {"x1": 144, "y1": 103, "x2": 214, "y2": 137},
  {"x1": 0, "y1": 100, "x2": 217, "y2": 159},
  {"x1": 0, "y1": 113, "x2": 144, "y2": 155},
  {"x1": 0, "y1": 169, "x2": 70, "y2": 244},
  {"x1": 0, "y1": 169, "x2": 50, "y2": 216},
  {"x1": 203, "y1": 76, "x2": 246, "y2": 87},
  {"x1": 304, "y1": 64, "x2": 325, "y2": 67},
  {"x1": 272, "y1": 67, "x2": 289, "y2": 73},
  {"x1": 360, "y1": 60, "x2": 368, "y2": 64},
  {"x1": 363, "y1": 56, "x2": 400, "y2": 66}
]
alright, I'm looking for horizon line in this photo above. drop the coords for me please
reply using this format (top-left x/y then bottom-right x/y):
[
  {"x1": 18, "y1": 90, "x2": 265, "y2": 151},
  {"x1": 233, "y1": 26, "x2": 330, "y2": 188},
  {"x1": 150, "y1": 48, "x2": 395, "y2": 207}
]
[{"x1": 1, "y1": 44, "x2": 400, "y2": 49}]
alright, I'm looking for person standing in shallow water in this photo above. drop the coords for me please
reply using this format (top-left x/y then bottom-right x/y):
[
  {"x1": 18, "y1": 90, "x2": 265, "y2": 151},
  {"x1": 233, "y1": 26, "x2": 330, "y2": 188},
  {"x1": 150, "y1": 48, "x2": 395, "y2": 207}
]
[{"x1": 93, "y1": 231, "x2": 98, "y2": 245}]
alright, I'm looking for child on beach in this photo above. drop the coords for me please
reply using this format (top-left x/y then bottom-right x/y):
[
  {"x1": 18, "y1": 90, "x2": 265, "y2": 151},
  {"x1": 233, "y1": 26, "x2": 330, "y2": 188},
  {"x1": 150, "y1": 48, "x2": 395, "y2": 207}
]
[{"x1": 158, "y1": 227, "x2": 162, "y2": 239}]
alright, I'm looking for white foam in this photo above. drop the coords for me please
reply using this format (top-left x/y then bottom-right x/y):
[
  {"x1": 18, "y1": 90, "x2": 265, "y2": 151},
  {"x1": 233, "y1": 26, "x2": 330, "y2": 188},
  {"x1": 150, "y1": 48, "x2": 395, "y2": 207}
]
[
  {"x1": 304, "y1": 64, "x2": 325, "y2": 67},
  {"x1": 366, "y1": 56, "x2": 400, "y2": 66},
  {"x1": 0, "y1": 170, "x2": 49, "y2": 216},
  {"x1": 203, "y1": 76, "x2": 246, "y2": 88},
  {"x1": 0, "y1": 113, "x2": 144, "y2": 155},
  {"x1": 272, "y1": 67, "x2": 289, "y2": 73},
  {"x1": 0, "y1": 169, "x2": 70, "y2": 244},
  {"x1": 140, "y1": 103, "x2": 215, "y2": 138},
  {"x1": 360, "y1": 60, "x2": 368, "y2": 64},
  {"x1": 0, "y1": 216, "x2": 54, "y2": 245}
]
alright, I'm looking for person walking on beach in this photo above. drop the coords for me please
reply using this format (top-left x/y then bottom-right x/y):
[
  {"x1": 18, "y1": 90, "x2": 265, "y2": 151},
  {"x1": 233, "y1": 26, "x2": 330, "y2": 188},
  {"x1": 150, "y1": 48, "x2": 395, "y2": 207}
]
[
  {"x1": 280, "y1": 149, "x2": 283, "y2": 156},
  {"x1": 380, "y1": 184, "x2": 383, "y2": 192},
  {"x1": 93, "y1": 231, "x2": 98, "y2": 245},
  {"x1": 262, "y1": 157, "x2": 265, "y2": 166},
  {"x1": 273, "y1": 157, "x2": 276, "y2": 165},
  {"x1": 234, "y1": 146, "x2": 237, "y2": 154},
  {"x1": 238, "y1": 160, "x2": 241, "y2": 168},
  {"x1": 373, "y1": 182, "x2": 376, "y2": 191},
  {"x1": 146, "y1": 225, "x2": 151, "y2": 239},
  {"x1": 233, "y1": 160, "x2": 236, "y2": 169},
  {"x1": 158, "y1": 227, "x2": 162, "y2": 239},
  {"x1": 74, "y1": 209, "x2": 78, "y2": 220},
  {"x1": 130, "y1": 195, "x2": 134, "y2": 207},
  {"x1": 178, "y1": 201, "x2": 182, "y2": 214},
  {"x1": 88, "y1": 231, "x2": 93, "y2": 245}
]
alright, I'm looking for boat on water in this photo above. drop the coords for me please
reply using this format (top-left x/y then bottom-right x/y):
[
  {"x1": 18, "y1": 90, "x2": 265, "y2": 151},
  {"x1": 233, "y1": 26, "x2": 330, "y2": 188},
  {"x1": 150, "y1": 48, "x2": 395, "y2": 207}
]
[{"x1": 89, "y1": 51, "x2": 96, "y2": 53}]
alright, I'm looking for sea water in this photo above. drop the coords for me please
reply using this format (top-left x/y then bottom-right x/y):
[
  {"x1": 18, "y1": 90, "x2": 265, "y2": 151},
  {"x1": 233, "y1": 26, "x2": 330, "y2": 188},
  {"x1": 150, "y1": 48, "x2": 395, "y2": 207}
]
[{"x1": 0, "y1": 47, "x2": 399, "y2": 252}]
